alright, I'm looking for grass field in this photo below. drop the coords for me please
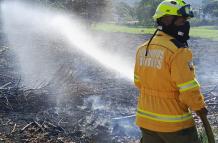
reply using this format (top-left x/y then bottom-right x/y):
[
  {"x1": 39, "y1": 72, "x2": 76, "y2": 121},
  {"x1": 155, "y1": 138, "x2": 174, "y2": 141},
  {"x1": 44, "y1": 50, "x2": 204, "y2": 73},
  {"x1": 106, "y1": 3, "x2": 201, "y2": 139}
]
[{"x1": 92, "y1": 23, "x2": 218, "y2": 41}]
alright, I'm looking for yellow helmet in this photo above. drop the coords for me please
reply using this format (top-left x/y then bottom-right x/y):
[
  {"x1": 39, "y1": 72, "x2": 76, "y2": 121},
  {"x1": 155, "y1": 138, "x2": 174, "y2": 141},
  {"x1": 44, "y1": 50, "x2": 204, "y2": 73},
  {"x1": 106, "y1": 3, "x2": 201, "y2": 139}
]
[{"x1": 153, "y1": 0, "x2": 194, "y2": 20}]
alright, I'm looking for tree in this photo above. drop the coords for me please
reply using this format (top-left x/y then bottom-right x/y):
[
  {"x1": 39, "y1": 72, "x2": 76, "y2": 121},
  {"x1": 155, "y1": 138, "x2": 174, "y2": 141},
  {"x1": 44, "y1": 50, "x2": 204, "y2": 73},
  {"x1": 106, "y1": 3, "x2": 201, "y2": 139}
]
[
  {"x1": 136, "y1": 0, "x2": 162, "y2": 26},
  {"x1": 203, "y1": 0, "x2": 218, "y2": 17},
  {"x1": 30, "y1": 0, "x2": 111, "y2": 24},
  {"x1": 70, "y1": 0, "x2": 110, "y2": 24},
  {"x1": 114, "y1": 2, "x2": 137, "y2": 23}
]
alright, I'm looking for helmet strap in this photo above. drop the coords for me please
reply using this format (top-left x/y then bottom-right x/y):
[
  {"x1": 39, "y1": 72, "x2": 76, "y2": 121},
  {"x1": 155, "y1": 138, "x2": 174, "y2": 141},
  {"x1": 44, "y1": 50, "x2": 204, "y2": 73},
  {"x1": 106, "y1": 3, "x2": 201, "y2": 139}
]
[{"x1": 145, "y1": 29, "x2": 159, "y2": 56}]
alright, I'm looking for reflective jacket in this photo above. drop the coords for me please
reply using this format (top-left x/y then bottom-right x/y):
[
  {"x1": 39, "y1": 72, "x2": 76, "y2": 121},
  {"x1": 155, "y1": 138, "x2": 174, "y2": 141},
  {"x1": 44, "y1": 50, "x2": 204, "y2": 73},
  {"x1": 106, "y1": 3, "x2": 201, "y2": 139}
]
[{"x1": 134, "y1": 31, "x2": 205, "y2": 132}]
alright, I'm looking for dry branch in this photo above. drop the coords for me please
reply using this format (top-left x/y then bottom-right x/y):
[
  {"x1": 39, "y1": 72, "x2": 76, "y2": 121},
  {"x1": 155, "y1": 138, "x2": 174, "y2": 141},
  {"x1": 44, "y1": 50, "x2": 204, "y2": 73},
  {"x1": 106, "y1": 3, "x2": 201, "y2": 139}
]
[
  {"x1": 0, "y1": 46, "x2": 8, "y2": 54},
  {"x1": 11, "y1": 123, "x2": 17, "y2": 134},
  {"x1": 0, "y1": 82, "x2": 12, "y2": 90},
  {"x1": 21, "y1": 122, "x2": 34, "y2": 133},
  {"x1": 34, "y1": 121, "x2": 45, "y2": 132}
]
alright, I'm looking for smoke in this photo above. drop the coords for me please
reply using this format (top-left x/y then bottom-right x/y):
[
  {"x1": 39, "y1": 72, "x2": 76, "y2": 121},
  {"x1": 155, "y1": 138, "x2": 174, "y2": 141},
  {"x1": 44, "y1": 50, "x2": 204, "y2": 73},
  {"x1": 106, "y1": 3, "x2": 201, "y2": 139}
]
[
  {"x1": 111, "y1": 115, "x2": 140, "y2": 137},
  {"x1": 83, "y1": 95, "x2": 140, "y2": 139},
  {"x1": 1, "y1": 1, "x2": 62, "y2": 88}
]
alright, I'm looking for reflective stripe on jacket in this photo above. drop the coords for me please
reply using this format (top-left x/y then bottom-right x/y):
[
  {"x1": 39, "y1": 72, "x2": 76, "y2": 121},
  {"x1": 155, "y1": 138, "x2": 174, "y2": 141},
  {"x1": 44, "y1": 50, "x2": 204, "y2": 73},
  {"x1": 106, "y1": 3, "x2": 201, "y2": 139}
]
[{"x1": 134, "y1": 31, "x2": 205, "y2": 132}]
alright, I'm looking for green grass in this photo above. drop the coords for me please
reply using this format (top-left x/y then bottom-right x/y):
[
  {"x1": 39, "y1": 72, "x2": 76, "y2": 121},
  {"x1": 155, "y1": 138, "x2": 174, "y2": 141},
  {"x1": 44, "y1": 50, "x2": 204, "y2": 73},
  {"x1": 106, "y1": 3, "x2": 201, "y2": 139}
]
[
  {"x1": 92, "y1": 23, "x2": 155, "y2": 34},
  {"x1": 92, "y1": 23, "x2": 218, "y2": 41},
  {"x1": 190, "y1": 26, "x2": 218, "y2": 41},
  {"x1": 198, "y1": 127, "x2": 218, "y2": 143}
]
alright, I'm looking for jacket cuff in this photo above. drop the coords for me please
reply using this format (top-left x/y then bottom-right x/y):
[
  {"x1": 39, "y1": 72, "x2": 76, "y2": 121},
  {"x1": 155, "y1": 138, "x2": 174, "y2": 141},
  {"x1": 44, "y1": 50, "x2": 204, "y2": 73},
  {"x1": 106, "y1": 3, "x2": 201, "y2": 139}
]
[{"x1": 188, "y1": 95, "x2": 205, "y2": 111}]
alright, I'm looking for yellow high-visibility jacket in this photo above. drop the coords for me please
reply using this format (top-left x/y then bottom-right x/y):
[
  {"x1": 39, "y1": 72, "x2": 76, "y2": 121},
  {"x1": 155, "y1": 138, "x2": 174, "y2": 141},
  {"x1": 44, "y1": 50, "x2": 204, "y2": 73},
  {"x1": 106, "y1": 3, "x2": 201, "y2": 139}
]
[{"x1": 134, "y1": 31, "x2": 205, "y2": 132}]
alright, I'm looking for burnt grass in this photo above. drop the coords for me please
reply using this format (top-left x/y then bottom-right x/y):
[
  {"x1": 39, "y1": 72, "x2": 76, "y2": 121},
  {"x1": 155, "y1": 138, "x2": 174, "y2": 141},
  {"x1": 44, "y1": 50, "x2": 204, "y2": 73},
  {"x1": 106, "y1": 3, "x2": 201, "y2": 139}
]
[{"x1": 0, "y1": 30, "x2": 218, "y2": 143}]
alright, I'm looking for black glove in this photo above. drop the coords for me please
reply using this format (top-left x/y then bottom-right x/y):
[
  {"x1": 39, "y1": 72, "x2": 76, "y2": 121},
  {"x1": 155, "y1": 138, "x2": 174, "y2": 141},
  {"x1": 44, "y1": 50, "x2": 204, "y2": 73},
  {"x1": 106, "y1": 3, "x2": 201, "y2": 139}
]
[{"x1": 196, "y1": 107, "x2": 208, "y2": 116}]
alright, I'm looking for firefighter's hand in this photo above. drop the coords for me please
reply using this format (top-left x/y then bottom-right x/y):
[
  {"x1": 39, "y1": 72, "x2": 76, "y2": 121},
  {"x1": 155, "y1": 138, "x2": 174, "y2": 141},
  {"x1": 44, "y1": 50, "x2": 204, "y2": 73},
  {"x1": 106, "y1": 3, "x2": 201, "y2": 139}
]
[{"x1": 196, "y1": 108, "x2": 208, "y2": 116}]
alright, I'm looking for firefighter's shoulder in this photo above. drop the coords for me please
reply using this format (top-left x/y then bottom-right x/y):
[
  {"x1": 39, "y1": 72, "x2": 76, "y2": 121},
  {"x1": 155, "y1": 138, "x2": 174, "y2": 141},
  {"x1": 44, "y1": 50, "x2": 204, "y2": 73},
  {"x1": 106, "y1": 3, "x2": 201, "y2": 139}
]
[
  {"x1": 139, "y1": 41, "x2": 149, "y2": 48},
  {"x1": 163, "y1": 38, "x2": 188, "y2": 53},
  {"x1": 136, "y1": 41, "x2": 149, "y2": 51}
]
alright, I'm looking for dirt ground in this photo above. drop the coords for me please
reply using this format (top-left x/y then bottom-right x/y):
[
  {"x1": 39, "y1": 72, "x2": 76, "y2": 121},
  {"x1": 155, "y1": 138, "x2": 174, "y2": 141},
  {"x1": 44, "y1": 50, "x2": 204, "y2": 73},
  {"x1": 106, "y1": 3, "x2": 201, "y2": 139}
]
[{"x1": 0, "y1": 30, "x2": 218, "y2": 143}]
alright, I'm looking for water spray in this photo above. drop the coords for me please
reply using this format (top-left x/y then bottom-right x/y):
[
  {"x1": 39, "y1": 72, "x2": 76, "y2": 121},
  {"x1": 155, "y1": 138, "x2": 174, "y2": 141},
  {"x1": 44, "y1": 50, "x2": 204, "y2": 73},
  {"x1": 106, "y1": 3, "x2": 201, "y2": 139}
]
[
  {"x1": 51, "y1": 15, "x2": 134, "y2": 81},
  {"x1": 1, "y1": 1, "x2": 134, "y2": 87}
]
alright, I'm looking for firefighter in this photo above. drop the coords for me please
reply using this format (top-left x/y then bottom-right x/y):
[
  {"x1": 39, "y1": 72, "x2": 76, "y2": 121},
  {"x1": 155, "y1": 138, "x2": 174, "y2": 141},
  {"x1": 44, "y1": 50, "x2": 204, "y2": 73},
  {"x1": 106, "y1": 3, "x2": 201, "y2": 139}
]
[{"x1": 134, "y1": 0, "x2": 208, "y2": 143}]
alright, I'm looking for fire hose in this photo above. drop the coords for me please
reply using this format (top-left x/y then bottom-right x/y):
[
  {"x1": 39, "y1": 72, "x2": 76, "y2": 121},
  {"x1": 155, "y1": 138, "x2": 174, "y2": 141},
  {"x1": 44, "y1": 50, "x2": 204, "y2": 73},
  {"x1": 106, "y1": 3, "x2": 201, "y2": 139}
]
[{"x1": 198, "y1": 113, "x2": 215, "y2": 143}]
